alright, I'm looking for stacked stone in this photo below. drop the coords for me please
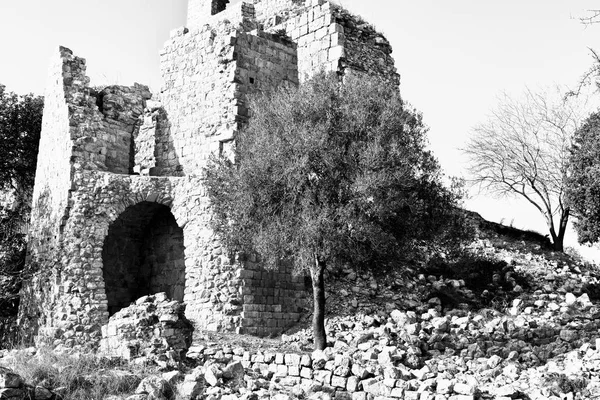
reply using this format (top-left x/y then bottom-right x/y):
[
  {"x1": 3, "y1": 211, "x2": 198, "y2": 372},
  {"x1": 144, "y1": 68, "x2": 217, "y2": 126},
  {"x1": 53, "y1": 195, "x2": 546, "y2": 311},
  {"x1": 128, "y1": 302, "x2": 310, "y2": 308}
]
[
  {"x1": 187, "y1": 0, "x2": 255, "y2": 29},
  {"x1": 99, "y1": 292, "x2": 193, "y2": 363},
  {"x1": 332, "y1": 6, "x2": 400, "y2": 87},
  {"x1": 267, "y1": 1, "x2": 347, "y2": 79},
  {"x1": 97, "y1": 84, "x2": 151, "y2": 174},
  {"x1": 159, "y1": 21, "x2": 240, "y2": 175},
  {"x1": 239, "y1": 259, "x2": 305, "y2": 336},
  {"x1": 159, "y1": 13, "x2": 300, "y2": 175},
  {"x1": 134, "y1": 100, "x2": 164, "y2": 175}
]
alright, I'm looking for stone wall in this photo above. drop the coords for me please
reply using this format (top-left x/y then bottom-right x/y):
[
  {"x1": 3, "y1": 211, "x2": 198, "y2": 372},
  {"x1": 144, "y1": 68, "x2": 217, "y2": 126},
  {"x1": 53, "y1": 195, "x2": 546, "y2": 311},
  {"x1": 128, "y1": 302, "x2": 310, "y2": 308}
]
[
  {"x1": 97, "y1": 85, "x2": 151, "y2": 174},
  {"x1": 183, "y1": 0, "x2": 399, "y2": 85},
  {"x1": 28, "y1": 47, "x2": 79, "y2": 269},
  {"x1": 159, "y1": 16, "x2": 298, "y2": 175}
]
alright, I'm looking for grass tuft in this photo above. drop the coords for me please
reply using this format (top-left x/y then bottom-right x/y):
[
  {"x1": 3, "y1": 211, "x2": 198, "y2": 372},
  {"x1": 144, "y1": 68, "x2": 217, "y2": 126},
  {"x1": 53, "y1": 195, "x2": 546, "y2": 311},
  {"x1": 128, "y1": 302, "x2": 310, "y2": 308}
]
[{"x1": 0, "y1": 347, "x2": 159, "y2": 400}]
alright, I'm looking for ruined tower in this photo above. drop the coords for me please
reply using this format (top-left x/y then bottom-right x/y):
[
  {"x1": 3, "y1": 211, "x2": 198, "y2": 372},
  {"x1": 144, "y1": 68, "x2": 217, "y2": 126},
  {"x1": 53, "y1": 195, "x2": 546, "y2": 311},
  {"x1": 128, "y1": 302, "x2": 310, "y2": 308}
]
[{"x1": 20, "y1": 0, "x2": 399, "y2": 349}]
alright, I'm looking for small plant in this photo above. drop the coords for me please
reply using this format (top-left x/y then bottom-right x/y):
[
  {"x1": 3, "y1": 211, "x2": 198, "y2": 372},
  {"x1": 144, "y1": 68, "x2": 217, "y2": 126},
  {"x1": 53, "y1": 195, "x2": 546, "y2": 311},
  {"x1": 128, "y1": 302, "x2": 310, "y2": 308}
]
[{"x1": 0, "y1": 347, "x2": 158, "y2": 400}]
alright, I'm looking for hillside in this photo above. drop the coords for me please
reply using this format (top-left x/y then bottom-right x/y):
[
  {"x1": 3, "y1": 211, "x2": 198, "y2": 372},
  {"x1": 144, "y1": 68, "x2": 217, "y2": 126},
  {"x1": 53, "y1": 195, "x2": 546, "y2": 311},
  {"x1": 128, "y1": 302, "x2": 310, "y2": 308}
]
[{"x1": 1, "y1": 213, "x2": 600, "y2": 399}]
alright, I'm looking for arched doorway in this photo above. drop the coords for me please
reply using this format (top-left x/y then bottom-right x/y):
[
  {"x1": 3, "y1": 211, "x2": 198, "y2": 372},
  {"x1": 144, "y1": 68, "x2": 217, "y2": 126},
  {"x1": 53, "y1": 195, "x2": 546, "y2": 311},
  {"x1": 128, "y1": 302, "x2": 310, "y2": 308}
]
[{"x1": 102, "y1": 201, "x2": 185, "y2": 315}]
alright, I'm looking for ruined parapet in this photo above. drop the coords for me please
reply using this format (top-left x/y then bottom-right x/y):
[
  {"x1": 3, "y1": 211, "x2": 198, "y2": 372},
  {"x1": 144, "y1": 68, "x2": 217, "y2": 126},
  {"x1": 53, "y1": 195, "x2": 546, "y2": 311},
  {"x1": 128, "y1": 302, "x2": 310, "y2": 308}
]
[
  {"x1": 95, "y1": 85, "x2": 152, "y2": 174},
  {"x1": 134, "y1": 100, "x2": 164, "y2": 175},
  {"x1": 331, "y1": 7, "x2": 399, "y2": 87},
  {"x1": 183, "y1": 0, "x2": 399, "y2": 84},
  {"x1": 28, "y1": 47, "x2": 81, "y2": 265},
  {"x1": 187, "y1": 0, "x2": 258, "y2": 30},
  {"x1": 187, "y1": 0, "x2": 231, "y2": 25},
  {"x1": 159, "y1": 19, "x2": 299, "y2": 175}
]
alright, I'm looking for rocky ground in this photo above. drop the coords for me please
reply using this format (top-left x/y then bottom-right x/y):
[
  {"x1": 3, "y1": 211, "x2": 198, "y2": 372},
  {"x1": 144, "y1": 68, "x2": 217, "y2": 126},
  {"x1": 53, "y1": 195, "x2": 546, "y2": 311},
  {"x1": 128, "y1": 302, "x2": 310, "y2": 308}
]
[{"x1": 2, "y1": 219, "x2": 600, "y2": 399}]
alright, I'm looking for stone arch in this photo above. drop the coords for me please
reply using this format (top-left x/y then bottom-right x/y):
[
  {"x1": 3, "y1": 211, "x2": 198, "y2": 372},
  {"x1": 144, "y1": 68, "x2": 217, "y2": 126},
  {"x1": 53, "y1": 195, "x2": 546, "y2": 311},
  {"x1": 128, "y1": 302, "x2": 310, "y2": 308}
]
[{"x1": 101, "y1": 200, "x2": 186, "y2": 316}]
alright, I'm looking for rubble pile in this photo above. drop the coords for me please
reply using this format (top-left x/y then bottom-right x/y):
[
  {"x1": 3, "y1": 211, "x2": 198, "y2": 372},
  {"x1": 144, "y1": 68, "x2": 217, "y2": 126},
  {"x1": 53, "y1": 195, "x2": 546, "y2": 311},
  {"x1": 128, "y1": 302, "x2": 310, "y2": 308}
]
[
  {"x1": 3, "y1": 233, "x2": 600, "y2": 399},
  {"x1": 98, "y1": 293, "x2": 193, "y2": 367}
]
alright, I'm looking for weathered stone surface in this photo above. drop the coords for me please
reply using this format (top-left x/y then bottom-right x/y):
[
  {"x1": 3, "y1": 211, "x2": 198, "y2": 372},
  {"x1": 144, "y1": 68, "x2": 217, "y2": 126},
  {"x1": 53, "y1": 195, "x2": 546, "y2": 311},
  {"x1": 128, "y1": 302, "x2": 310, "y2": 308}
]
[
  {"x1": 0, "y1": 388, "x2": 23, "y2": 400},
  {"x1": 33, "y1": 386, "x2": 52, "y2": 400},
  {"x1": 0, "y1": 368, "x2": 22, "y2": 389},
  {"x1": 135, "y1": 376, "x2": 172, "y2": 400}
]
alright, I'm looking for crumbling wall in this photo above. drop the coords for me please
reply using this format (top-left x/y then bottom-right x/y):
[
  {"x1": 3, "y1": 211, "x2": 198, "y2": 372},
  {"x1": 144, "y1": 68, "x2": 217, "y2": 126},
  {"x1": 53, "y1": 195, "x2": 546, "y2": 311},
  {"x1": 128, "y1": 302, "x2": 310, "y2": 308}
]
[
  {"x1": 159, "y1": 23, "x2": 237, "y2": 175},
  {"x1": 187, "y1": 0, "x2": 257, "y2": 29},
  {"x1": 134, "y1": 101, "x2": 163, "y2": 175},
  {"x1": 332, "y1": 7, "x2": 399, "y2": 87},
  {"x1": 159, "y1": 16, "x2": 298, "y2": 175},
  {"x1": 97, "y1": 85, "x2": 152, "y2": 174},
  {"x1": 187, "y1": 0, "x2": 231, "y2": 24},
  {"x1": 28, "y1": 47, "x2": 84, "y2": 267}
]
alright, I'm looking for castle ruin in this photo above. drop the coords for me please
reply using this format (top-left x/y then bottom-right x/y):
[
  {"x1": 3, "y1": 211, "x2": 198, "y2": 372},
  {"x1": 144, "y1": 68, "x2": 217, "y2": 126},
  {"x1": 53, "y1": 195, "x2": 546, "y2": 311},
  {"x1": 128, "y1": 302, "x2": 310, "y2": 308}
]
[{"x1": 19, "y1": 0, "x2": 399, "y2": 348}]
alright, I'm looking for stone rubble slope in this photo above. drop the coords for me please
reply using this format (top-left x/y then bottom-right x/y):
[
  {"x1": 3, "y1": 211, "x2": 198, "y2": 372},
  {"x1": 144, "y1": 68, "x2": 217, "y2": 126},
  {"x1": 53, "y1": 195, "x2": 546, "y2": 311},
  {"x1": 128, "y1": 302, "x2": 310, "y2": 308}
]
[{"x1": 3, "y1": 235, "x2": 600, "y2": 399}]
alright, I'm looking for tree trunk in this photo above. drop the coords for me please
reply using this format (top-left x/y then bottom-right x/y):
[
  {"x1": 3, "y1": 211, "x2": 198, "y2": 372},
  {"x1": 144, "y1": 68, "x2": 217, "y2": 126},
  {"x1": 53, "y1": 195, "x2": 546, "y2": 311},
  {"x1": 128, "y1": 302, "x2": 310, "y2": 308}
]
[
  {"x1": 551, "y1": 210, "x2": 569, "y2": 252},
  {"x1": 548, "y1": 209, "x2": 569, "y2": 252},
  {"x1": 551, "y1": 232, "x2": 564, "y2": 252},
  {"x1": 311, "y1": 255, "x2": 327, "y2": 350}
]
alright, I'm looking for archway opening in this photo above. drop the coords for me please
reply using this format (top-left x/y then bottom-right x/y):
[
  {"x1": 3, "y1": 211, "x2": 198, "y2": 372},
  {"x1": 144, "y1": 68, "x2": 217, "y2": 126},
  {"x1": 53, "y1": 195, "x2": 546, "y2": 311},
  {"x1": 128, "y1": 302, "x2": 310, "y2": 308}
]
[{"x1": 102, "y1": 201, "x2": 186, "y2": 316}]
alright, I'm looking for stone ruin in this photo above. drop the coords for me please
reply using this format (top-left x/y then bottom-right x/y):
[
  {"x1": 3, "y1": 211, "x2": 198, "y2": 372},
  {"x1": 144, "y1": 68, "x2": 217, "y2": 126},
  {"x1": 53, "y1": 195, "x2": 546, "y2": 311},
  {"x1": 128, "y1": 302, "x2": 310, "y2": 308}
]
[{"x1": 18, "y1": 0, "x2": 400, "y2": 350}]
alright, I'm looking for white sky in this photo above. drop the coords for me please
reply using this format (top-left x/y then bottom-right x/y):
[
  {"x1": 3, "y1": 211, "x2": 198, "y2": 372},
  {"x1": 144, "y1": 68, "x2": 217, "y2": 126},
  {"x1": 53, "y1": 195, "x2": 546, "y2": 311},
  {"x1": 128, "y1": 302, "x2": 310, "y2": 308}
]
[{"x1": 1, "y1": 0, "x2": 599, "y2": 254}]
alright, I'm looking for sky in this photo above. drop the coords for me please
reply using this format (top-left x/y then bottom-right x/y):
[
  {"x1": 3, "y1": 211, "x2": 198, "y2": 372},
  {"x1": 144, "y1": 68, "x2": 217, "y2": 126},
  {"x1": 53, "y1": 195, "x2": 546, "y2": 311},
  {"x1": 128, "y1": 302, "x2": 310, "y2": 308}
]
[{"x1": 1, "y1": 0, "x2": 600, "y2": 254}]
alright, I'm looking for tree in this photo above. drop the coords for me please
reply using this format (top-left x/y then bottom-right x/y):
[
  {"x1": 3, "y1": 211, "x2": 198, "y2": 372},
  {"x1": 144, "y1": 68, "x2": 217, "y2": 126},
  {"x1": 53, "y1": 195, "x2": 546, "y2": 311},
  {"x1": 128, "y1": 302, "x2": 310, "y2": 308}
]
[
  {"x1": 204, "y1": 73, "x2": 463, "y2": 349},
  {"x1": 565, "y1": 112, "x2": 600, "y2": 244},
  {"x1": 0, "y1": 85, "x2": 43, "y2": 336},
  {"x1": 0, "y1": 85, "x2": 44, "y2": 199},
  {"x1": 463, "y1": 87, "x2": 588, "y2": 252}
]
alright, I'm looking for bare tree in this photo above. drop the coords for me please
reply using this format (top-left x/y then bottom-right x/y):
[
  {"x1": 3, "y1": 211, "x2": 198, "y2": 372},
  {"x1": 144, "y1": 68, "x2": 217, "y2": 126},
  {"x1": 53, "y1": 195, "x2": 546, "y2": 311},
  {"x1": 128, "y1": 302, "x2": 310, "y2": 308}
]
[{"x1": 463, "y1": 87, "x2": 589, "y2": 251}]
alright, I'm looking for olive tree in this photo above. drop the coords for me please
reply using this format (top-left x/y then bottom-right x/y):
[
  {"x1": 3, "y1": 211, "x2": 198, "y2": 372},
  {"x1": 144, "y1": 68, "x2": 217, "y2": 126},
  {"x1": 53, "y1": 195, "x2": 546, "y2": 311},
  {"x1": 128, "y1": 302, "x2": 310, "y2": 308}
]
[{"x1": 204, "y1": 73, "x2": 462, "y2": 349}]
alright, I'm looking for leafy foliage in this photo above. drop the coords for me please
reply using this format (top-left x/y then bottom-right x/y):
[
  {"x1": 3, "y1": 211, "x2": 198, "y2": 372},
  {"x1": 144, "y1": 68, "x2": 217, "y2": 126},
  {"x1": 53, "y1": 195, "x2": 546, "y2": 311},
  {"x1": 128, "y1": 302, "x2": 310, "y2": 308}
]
[
  {"x1": 204, "y1": 72, "x2": 465, "y2": 348},
  {"x1": 566, "y1": 111, "x2": 600, "y2": 244},
  {"x1": 0, "y1": 85, "x2": 44, "y2": 195},
  {"x1": 206, "y1": 73, "x2": 461, "y2": 272},
  {"x1": 0, "y1": 85, "x2": 43, "y2": 341}
]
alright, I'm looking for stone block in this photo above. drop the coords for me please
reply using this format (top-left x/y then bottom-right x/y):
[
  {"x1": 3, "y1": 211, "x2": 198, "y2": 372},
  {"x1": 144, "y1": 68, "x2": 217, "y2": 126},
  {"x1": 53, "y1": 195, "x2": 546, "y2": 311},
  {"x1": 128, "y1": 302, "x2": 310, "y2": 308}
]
[
  {"x1": 331, "y1": 375, "x2": 347, "y2": 389},
  {"x1": 0, "y1": 388, "x2": 24, "y2": 400},
  {"x1": 0, "y1": 369, "x2": 23, "y2": 389}
]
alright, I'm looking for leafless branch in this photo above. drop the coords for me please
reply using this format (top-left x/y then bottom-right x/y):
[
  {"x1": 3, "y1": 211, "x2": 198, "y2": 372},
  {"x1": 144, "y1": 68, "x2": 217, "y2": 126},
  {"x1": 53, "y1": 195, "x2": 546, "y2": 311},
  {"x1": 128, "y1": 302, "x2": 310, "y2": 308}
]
[
  {"x1": 580, "y1": 9, "x2": 600, "y2": 26},
  {"x1": 462, "y1": 86, "x2": 590, "y2": 250}
]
